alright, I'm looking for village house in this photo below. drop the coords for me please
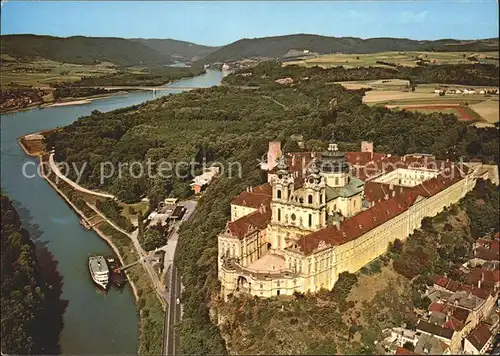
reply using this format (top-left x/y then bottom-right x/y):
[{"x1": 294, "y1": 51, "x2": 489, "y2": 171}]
[
  {"x1": 416, "y1": 320, "x2": 457, "y2": 353},
  {"x1": 382, "y1": 327, "x2": 420, "y2": 349},
  {"x1": 463, "y1": 323, "x2": 494, "y2": 354},
  {"x1": 190, "y1": 166, "x2": 220, "y2": 194}
]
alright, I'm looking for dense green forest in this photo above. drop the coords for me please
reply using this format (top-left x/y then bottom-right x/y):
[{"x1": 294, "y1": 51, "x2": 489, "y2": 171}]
[
  {"x1": 199, "y1": 34, "x2": 498, "y2": 63},
  {"x1": 53, "y1": 87, "x2": 113, "y2": 99},
  {"x1": 225, "y1": 62, "x2": 500, "y2": 86},
  {"x1": 1, "y1": 35, "x2": 172, "y2": 66},
  {"x1": 46, "y1": 62, "x2": 499, "y2": 202},
  {"x1": 44, "y1": 62, "x2": 499, "y2": 354},
  {"x1": 72, "y1": 66, "x2": 206, "y2": 87},
  {"x1": 1, "y1": 194, "x2": 63, "y2": 354}
]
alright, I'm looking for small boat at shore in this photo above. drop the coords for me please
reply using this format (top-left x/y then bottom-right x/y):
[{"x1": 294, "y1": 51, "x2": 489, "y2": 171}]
[
  {"x1": 89, "y1": 256, "x2": 109, "y2": 290},
  {"x1": 106, "y1": 256, "x2": 127, "y2": 288}
]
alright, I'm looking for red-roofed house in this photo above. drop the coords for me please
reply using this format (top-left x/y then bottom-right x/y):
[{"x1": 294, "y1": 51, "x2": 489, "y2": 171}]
[
  {"x1": 230, "y1": 183, "x2": 272, "y2": 221},
  {"x1": 395, "y1": 347, "x2": 417, "y2": 355},
  {"x1": 464, "y1": 323, "x2": 493, "y2": 354}
]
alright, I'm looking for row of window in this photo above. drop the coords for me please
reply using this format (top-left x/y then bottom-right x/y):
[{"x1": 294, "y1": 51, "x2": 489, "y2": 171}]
[
  {"x1": 276, "y1": 189, "x2": 325, "y2": 205},
  {"x1": 276, "y1": 209, "x2": 313, "y2": 227}
]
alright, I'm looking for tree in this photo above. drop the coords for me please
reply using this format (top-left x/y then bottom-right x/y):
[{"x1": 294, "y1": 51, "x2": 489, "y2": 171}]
[
  {"x1": 332, "y1": 272, "x2": 358, "y2": 302},
  {"x1": 403, "y1": 341, "x2": 415, "y2": 351},
  {"x1": 1, "y1": 194, "x2": 52, "y2": 354},
  {"x1": 140, "y1": 228, "x2": 167, "y2": 251}
]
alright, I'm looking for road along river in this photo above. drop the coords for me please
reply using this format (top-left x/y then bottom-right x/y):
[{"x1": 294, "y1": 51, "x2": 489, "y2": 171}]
[{"x1": 0, "y1": 69, "x2": 225, "y2": 354}]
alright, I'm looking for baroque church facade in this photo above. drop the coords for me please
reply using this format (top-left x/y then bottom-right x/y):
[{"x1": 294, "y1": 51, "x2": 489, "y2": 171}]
[{"x1": 218, "y1": 139, "x2": 481, "y2": 298}]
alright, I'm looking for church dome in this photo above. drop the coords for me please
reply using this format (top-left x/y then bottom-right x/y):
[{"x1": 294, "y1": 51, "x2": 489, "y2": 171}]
[{"x1": 320, "y1": 133, "x2": 350, "y2": 174}]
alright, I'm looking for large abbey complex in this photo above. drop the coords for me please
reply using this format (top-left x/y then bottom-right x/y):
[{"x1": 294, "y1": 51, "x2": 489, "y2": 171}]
[{"x1": 218, "y1": 139, "x2": 484, "y2": 298}]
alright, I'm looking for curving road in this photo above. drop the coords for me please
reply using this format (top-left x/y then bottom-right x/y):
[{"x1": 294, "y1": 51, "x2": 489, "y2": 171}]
[{"x1": 48, "y1": 153, "x2": 115, "y2": 199}]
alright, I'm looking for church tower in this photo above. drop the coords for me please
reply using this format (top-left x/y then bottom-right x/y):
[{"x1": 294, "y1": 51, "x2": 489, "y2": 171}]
[
  {"x1": 320, "y1": 132, "x2": 350, "y2": 188},
  {"x1": 303, "y1": 160, "x2": 326, "y2": 207},
  {"x1": 270, "y1": 155, "x2": 294, "y2": 204}
]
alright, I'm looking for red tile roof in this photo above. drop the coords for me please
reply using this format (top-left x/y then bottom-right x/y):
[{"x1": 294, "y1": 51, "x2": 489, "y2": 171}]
[
  {"x1": 466, "y1": 323, "x2": 492, "y2": 351},
  {"x1": 231, "y1": 183, "x2": 272, "y2": 209},
  {"x1": 363, "y1": 181, "x2": 410, "y2": 203},
  {"x1": 269, "y1": 152, "x2": 318, "y2": 178},
  {"x1": 474, "y1": 238, "x2": 500, "y2": 262},
  {"x1": 441, "y1": 278, "x2": 496, "y2": 300},
  {"x1": 417, "y1": 320, "x2": 454, "y2": 339},
  {"x1": 429, "y1": 301, "x2": 445, "y2": 313},
  {"x1": 475, "y1": 248, "x2": 500, "y2": 262},
  {"x1": 235, "y1": 151, "x2": 472, "y2": 251},
  {"x1": 345, "y1": 151, "x2": 388, "y2": 166},
  {"x1": 433, "y1": 275, "x2": 450, "y2": 288},
  {"x1": 442, "y1": 317, "x2": 465, "y2": 332},
  {"x1": 470, "y1": 287, "x2": 494, "y2": 300},
  {"x1": 296, "y1": 192, "x2": 417, "y2": 254},
  {"x1": 466, "y1": 268, "x2": 500, "y2": 287},
  {"x1": 450, "y1": 306, "x2": 470, "y2": 323},
  {"x1": 226, "y1": 207, "x2": 271, "y2": 239},
  {"x1": 446, "y1": 279, "x2": 461, "y2": 292},
  {"x1": 476, "y1": 238, "x2": 500, "y2": 251},
  {"x1": 395, "y1": 347, "x2": 417, "y2": 355}
]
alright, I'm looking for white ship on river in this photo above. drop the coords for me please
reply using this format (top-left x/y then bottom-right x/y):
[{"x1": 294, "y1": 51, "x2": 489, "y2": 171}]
[{"x1": 89, "y1": 256, "x2": 109, "y2": 290}]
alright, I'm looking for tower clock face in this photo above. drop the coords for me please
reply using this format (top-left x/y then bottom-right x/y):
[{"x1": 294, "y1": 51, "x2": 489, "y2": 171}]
[
  {"x1": 278, "y1": 174, "x2": 283, "y2": 179},
  {"x1": 309, "y1": 177, "x2": 315, "y2": 184}
]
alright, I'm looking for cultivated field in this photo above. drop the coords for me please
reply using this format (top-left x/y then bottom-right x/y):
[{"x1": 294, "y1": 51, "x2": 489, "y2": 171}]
[
  {"x1": 470, "y1": 98, "x2": 500, "y2": 124},
  {"x1": 386, "y1": 104, "x2": 482, "y2": 121},
  {"x1": 341, "y1": 79, "x2": 499, "y2": 125},
  {"x1": 285, "y1": 51, "x2": 499, "y2": 69},
  {"x1": 0, "y1": 56, "x2": 118, "y2": 89}
]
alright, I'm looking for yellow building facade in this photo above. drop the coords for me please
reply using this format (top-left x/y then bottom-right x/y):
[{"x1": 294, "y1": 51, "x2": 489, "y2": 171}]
[{"x1": 218, "y1": 144, "x2": 479, "y2": 299}]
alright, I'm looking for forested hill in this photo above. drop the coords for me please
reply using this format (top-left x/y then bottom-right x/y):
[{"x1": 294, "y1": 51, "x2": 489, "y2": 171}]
[
  {"x1": 132, "y1": 38, "x2": 220, "y2": 62},
  {"x1": 0, "y1": 34, "x2": 172, "y2": 66},
  {"x1": 197, "y1": 34, "x2": 499, "y2": 63},
  {"x1": 3, "y1": 34, "x2": 498, "y2": 66},
  {"x1": 1, "y1": 194, "x2": 50, "y2": 354}
]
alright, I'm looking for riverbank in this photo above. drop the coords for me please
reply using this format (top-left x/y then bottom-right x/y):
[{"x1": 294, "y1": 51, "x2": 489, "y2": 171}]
[
  {"x1": 2, "y1": 91, "x2": 131, "y2": 114},
  {"x1": 42, "y1": 157, "x2": 164, "y2": 354},
  {"x1": 18, "y1": 134, "x2": 163, "y2": 354},
  {"x1": 37, "y1": 155, "x2": 140, "y2": 302},
  {"x1": 46, "y1": 91, "x2": 130, "y2": 108}
]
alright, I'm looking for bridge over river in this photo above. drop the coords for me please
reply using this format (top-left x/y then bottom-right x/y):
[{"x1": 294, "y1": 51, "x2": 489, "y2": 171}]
[{"x1": 82, "y1": 85, "x2": 260, "y2": 92}]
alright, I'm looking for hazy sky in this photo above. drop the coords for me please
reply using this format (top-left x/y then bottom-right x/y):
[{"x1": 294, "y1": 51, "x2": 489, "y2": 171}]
[{"x1": 1, "y1": 1, "x2": 498, "y2": 46}]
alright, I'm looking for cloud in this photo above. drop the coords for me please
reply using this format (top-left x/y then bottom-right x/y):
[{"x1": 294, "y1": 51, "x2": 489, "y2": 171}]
[{"x1": 399, "y1": 10, "x2": 428, "y2": 24}]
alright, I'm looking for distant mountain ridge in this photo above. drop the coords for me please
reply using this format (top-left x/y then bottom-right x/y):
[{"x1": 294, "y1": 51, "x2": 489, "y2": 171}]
[
  {"x1": 132, "y1": 38, "x2": 219, "y2": 63},
  {"x1": 1, "y1": 33, "x2": 498, "y2": 66},
  {"x1": 1, "y1": 34, "x2": 172, "y2": 66},
  {"x1": 0, "y1": 34, "x2": 217, "y2": 66},
  {"x1": 197, "y1": 34, "x2": 499, "y2": 63}
]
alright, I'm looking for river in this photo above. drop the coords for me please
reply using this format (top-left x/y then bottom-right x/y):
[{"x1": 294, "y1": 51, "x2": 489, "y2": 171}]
[{"x1": 0, "y1": 69, "x2": 225, "y2": 354}]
